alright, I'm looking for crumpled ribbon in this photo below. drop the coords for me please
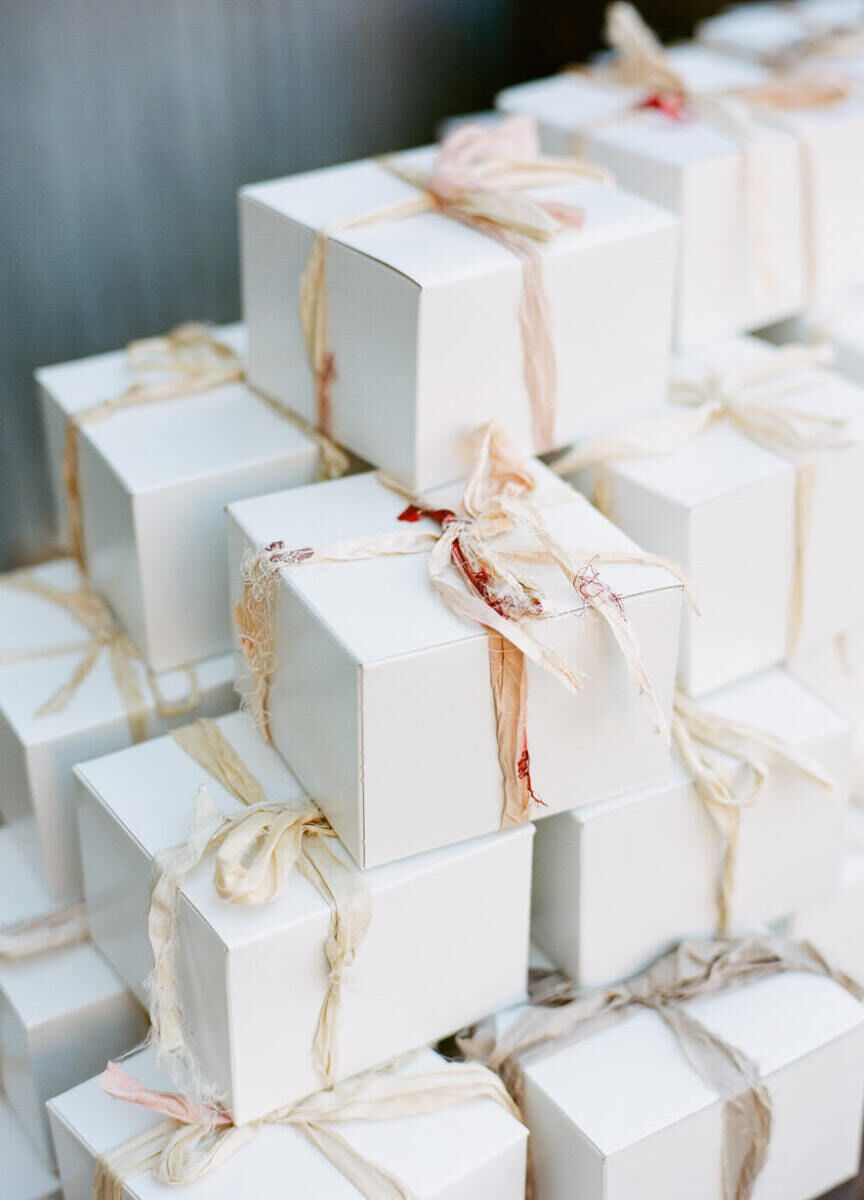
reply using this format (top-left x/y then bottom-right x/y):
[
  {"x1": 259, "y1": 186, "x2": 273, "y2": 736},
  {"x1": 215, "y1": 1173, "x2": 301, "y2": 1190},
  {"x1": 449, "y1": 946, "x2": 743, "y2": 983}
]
[
  {"x1": 459, "y1": 933, "x2": 863, "y2": 1200},
  {"x1": 147, "y1": 718, "x2": 371, "y2": 1105},
  {"x1": 62, "y1": 323, "x2": 348, "y2": 572},
  {"x1": 93, "y1": 1054, "x2": 522, "y2": 1200},
  {"x1": 234, "y1": 423, "x2": 691, "y2": 828},
  {"x1": 0, "y1": 901, "x2": 89, "y2": 961},
  {"x1": 298, "y1": 116, "x2": 609, "y2": 453},
  {"x1": 0, "y1": 566, "x2": 199, "y2": 743}
]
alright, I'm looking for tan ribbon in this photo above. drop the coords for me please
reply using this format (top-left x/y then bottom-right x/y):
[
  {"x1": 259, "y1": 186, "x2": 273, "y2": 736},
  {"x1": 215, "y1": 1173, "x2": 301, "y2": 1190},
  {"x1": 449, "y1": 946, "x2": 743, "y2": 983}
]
[
  {"x1": 93, "y1": 1055, "x2": 521, "y2": 1200},
  {"x1": 298, "y1": 117, "x2": 609, "y2": 452},
  {"x1": 0, "y1": 901, "x2": 89, "y2": 961},
  {"x1": 62, "y1": 323, "x2": 348, "y2": 572},
  {"x1": 460, "y1": 933, "x2": 863, "y2": 1200},
  {"x1": 147, "y1": 718, "x2": 370, "y2": 1104},
  {"x1": 234, "y1": 424, "x2": 691, "y2": 827},
  {"x1": 0, "y1": 566, "x2": 199, "y2": 743}
]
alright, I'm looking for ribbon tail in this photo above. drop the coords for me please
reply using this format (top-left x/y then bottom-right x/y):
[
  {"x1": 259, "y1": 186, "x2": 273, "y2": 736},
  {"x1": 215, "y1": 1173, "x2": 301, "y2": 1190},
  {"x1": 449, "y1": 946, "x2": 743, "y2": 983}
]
[
  {"x1": 297, "y1": 1121, "x2": 416, "y2": 1200},
  {"x1": 488, "y1": 632, "x2": 537, "y2": 827}
]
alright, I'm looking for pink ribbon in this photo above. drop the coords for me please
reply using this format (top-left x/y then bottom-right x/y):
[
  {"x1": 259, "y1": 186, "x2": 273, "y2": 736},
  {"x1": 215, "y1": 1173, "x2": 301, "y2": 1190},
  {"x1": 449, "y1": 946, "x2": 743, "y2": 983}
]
[{"x1": 100, "y1": 1061, "x2": 232, "y2": 1128}]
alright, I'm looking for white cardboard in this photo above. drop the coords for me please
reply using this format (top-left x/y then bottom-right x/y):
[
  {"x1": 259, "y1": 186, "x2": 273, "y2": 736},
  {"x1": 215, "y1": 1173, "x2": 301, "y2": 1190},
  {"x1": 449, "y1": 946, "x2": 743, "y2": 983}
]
[
  {"x1": 75, "y1": 711, "x2": 533, "y2": 1124},
  {"x1": 697, "y1": 2, "x2": 864, "y2": 76},
  {"x1": 0, "y1": 1096, "x2": 60, "y2": 1200},
  {"x1": 498, "y1": 967, "x2": 864, "y2": 1200},
  {"x1": 49, "y1": 1045, "x2": 527, "y2": 1200},
  {"x1": 532, "y1": 668, "x2": 851, "y2": 987},
  {"x1": 226, "y1": 465, "x2": 683, "y2": 869},
  {"x1": 766, "y1": 288, "x2": 864, "y2": 388},
  {"x1": 240, "y1": 147, "x2": 678, "y2": 491},
  {"x1": 37, "y1": 323, "x2": 321, "y2": 671},
  {"x1": 0, "y1": 559, "x2": 236, "y2": 900}
]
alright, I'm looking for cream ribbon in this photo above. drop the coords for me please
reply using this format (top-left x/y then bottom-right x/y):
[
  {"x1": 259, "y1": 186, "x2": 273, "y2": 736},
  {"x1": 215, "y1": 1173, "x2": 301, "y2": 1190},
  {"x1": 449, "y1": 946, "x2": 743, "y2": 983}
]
[
  {"x1": 0, "y1": 566, "x2": 199, "y2": 743},
  {"x1": 460, "y1": 933, "x2": 863, "y2": 1200},
  {"x1": 0, "y1": 901, "x2": 89, "y2": 961},
  {"x1": 62, "y1": 323, "x2": 349, "y2": 572},
  {"x1": 298, "y1": 116, "x2": 609, "y2": 453},
  {"x1": 147, "y1": 718, "x2": 371, "y2": 1105},
  {"x1": 93, "y1": 1055, "x2": 522, "y2": 1200},
  {"x1": 234, "y1": 424, "x2": 691, "y2": 827}
]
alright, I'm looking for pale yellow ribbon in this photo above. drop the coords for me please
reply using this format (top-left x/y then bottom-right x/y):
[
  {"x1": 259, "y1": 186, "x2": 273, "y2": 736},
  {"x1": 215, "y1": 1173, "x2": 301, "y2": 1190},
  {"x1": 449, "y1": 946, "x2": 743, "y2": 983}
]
[
  {"x1": 147, "y1": 718, "x2": 371, "y2": 1105},
  {"x1": 0, "y1": 901, "x2": 90, "y2": 960}
]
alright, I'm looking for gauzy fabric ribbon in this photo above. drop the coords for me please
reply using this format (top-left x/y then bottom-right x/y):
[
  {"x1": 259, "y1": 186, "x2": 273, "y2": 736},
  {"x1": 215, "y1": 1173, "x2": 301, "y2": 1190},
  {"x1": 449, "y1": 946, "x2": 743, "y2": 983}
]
[
  {"x1": 0, "y1": 566, "x2": 199, "y2": 743},
  {"x1": 147, "y1": 718, "x2": 371, "y2": 1105},
  {"x1": 0, "y1": 901, "x2": 89, "y2": 961},
  {"x1": 459, "y1": 933, "x2": 864, "y2": 1200},
  {"x1": 234, "y1": 423, "x2": 691, "y2": 828},
  {"x1": 552, "y1": 342, "x2": 852, "y2": 651},
  {"x1": 298, "y1": 116, "x2": 609, "y2": 453},
  {"x1": 93, "y1": 1055, "x2": 522, "y2": 1200},
  {"x1": 62, "y1": 323, "x2": 348, "y2": 573}
]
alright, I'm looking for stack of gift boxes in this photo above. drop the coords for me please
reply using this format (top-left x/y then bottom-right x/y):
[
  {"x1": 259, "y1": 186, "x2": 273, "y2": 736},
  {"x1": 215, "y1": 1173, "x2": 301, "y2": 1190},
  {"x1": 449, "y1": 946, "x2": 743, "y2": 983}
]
[{"x1": 3, "y1": 3, "x2": 864, "y2": 1198}]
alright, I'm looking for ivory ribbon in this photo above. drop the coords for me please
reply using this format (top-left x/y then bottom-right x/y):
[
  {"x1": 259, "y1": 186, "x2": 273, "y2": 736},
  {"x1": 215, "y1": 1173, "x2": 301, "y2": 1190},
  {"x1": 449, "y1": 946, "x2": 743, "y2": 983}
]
[
  {"x1": 460, "y1": 933, "x2": 863, "y2": 1200},
  {"x1": 0, "y1": 901, "x2": 89, "y2": 961},
  {"x1": 234, "y1": 424, "x2": 691, "y2": 827},
  {"x1": 147, "y1": 718, "x2": 370, "y2": 1103},
  {"x1": 93, "y1": 1055, "x2": 521, "y2": 1200},
  {"x1": 298, "y1": 117, "x2": 609, "y2": 453},
  {"x1": 62, "y1": 323, "x2": 348, "y2": 572},
  {"x1": 0, "y1": 566, "x2": 199, "y2": 743}
]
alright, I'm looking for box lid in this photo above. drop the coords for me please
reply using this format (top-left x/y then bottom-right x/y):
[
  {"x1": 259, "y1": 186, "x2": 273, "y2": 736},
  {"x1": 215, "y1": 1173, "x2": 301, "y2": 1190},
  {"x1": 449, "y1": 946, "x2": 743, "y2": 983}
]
[{"x1": 0, "y1": 1097, "x2": 59, "y2": 1200}]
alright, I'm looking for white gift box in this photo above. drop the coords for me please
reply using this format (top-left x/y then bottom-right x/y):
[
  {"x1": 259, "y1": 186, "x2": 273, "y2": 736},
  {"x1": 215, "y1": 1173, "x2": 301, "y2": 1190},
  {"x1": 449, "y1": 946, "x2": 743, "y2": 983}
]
[
  {"x1": 566, "y1": 335, "x2": 864, "y2": 695},
  {"x1": 48, "y1": 1045, "x2": 528, "y2": 1200},
  {"x1": 767, "y1": 290, "x2": 864, "y2": 388},
  {"x1": 240, "y1": 147, "x2": 678, "y2": 492},
  {"x1": 531, "y1": 668, "x2": 851, "y2": 987},
  {"x1": 75, "y1": 711, "x2": 533, "y2": 1124},
  {"x1": 789, "y1": 626, "x2": 864, "y2": 801},
  {"x1": 0, "y1": 831, "x2": 147, "y2": 1166},
  {"x1": 37, "y1": 323, "x2": 321, "y2": 672},
  {"x1": 497, "y1": 45, "x2": 805, "y2": 347},
  {"x1": 0, "y1": 559, "x2": 236, "y2": 900},
  {"x1": 697, "y1": 1, "x2": 864, "y2": 76},
  {"x1": 0, "y1": 1097, "x2": 60, "y2": 1200},
  {"x1": 495, "y1": 968, "x2": 864, "y2": 1200},
  {"x1": 226, "y1": 466, "x2": 683, "y2": 870}
]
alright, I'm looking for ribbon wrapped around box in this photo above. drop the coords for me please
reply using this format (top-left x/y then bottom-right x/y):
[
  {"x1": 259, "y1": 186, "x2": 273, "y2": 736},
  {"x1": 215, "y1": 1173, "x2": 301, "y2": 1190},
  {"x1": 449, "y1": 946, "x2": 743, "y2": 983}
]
[{"x1": 697, "y1": 1, "x2": 864, "y2": 72}]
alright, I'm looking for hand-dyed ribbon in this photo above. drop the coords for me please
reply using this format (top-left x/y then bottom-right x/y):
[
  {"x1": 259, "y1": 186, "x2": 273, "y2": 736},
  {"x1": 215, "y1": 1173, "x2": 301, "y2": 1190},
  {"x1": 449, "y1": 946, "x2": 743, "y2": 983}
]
[
  {"x1": 459, "y1": 933, "x2": 863, "y2": 1200},
  {"x1": 552, "y1": 342, "x2": 852, "y2": 651},
  {"x1": 147, "y1": 718, "x2": 370, "y2": 1105},
  {"x1": 298, "y1": 117, "x2": 609, "y2": 452},
  {"x1": 0, "y1": 901, "x2": 89, "y2": 961},
  {"x1": 234, "y1": 424, "x2": 690, "y2": 828},
  {"x1": 93, "y1": 1054, "x2": 522, "y2": 1200},
  {"x1": 0, "y1": 566, "x2": 199, "y2": 743}
]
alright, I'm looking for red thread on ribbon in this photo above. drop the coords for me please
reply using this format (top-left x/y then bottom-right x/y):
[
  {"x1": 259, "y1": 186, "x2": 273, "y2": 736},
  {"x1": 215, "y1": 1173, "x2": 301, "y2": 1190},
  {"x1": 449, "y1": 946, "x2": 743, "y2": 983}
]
[{"x1": 636, "y1": 91, "x2": 687, "y2": 120}]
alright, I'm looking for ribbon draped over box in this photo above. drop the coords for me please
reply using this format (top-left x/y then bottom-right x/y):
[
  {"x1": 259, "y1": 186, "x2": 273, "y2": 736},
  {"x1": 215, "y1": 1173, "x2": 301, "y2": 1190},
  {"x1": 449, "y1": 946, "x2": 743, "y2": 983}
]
[
  {"x1": 298, "y1": 117, "x2": 610, "y2": 454},
  {"x1": 92, "y1": 1054, "x2": 522, "y2": 1200},
  {"x1": 233, "y1": 424, "x2": 690, "y2": 828},
  {"x1": 459, "y1": 933, "x2": 863, "y2": 1200},
  {"x1": 147, "y1": 718, "x2": 370, "y2": 1106},
  {"x1": 0, "y1": 901, "x2": 89, "y2": 961}
]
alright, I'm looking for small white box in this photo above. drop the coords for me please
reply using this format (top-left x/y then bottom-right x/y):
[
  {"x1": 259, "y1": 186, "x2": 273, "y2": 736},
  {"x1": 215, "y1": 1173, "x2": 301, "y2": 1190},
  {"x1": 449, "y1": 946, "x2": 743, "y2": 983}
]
[
  {"x1": 37, "y1": 323, "x2": 321, "y2": 672},
  {"x1": 532, "y1": 668, "x2": 851, "y2": 987},
  {"x1": 494, "y1": 967, "x2": 864, "y2": 1200},
  {"x1": 48, "y1": 1045, "x2": 528, "y2": 1200},
  {"x1": 0, "y1": 559, "x2": 236, "y2": 900},
  {"x1": 75, "y1": 711, "x2": 533, "y2": 1124},
  {"x1": 566, "y1": 335, "x2": 864, "y2": 695},
  {"x1": 0, "y1": 830, "x2": 147, "y2": 1166},
  {"x1": 697, "y1": 2, "x2": 864, "y2": 75},
  {"x1": 227, "y1": 466, "x2": 683, "y2": 870},
  {"x1": 498, "y1": 45, "x2": 805, "y2": 347},
  {"x1": 789, "y1": 626, "x2": 864, "y2": 802},
  {"x1": 240, "y1": 147, "x2": 678, "y2": 492},
  {"x1": 0, "y1": 1096, "x2": 59, "y2": 1200}
]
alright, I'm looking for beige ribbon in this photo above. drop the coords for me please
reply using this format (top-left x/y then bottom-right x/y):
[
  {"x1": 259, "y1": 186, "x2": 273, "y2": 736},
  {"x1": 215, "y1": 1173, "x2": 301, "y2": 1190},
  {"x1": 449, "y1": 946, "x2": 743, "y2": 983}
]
[
  {"x1": 298, "y1": 116, "x2": 609, "y2": 453},
  {"x1": 234, "y1": 424, "x2": 691, "y2": 827},
  {"x1": 460, "y1": 933, "x2": 863, "y2": 1200},
  {"x1": 147, "y1": 718, "x2": 371, "y2": 1104},
  {"x1": 62, "y1": 323, "x2": 348, "y2": 572},
  {"x1": 0, "y1": 566, "x2": 199, "y2": 743},
  {"x1": 0, "y1": 901, "x2": 89, "y2": 960},
  {"x1": 93, "y1": 1055, "x2": 522, "y2": 1200}
]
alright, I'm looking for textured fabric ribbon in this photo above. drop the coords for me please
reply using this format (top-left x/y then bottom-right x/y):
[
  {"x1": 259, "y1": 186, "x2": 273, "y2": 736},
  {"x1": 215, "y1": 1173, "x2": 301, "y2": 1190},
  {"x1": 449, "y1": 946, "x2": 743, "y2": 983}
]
[
  {"x1": 0, "y1": 566, "x2": 199, "y2": 743},
  {"x1": 234, "y1": 424, "x2": 690, "y2": 827},
  {"x1": 62, "y1": 323, "x2": 348, "y2": 572},
  {"x1": 93, "y1": 1055, "x2": 521, "y2": 1200},
  {"x1": 298, "y1": 116, "x2": 609, "y2": 452},
  {"x1": 552, "y1": 342, "x2": 852, "y2": 650},
  {"x1": 460, "y1": 933, "x2": 863, "y2": 1200},
  {"x1": 0, "y1": 901, "x2": 89, "y2": 961},
  {"x1": 147, "y1": 718, "x2": 370, "y2": 1104}
]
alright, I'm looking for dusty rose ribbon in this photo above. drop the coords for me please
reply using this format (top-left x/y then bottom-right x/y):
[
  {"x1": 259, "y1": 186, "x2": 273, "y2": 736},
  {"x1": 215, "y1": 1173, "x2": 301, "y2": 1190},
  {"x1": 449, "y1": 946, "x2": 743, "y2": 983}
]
[
  {"x1": 0, "y1": 901, "x2": 89, "y2": 961},
  {"x1": 460, "y1": 933, "x2": 863, "y2": 1200},
  {"x1": 234, "y1": 424, "x2": 690, "y2": 828},
  {"x1": 298, "y1": 117, "x2": 609, "y2": 452},
  {"x1": 93, "y1": 1055, "x2": 521, "y2": 1200}
]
